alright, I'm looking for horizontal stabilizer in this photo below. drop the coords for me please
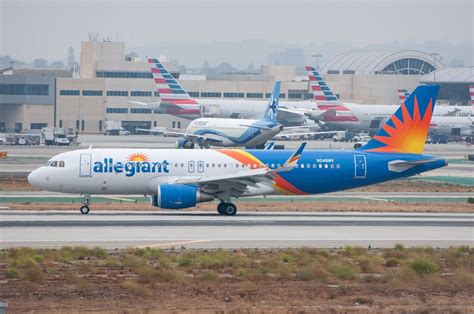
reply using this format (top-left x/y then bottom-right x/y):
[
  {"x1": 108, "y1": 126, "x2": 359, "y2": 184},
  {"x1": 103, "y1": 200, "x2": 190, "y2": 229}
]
[{"x1": 388, "y1": 158, "x2": 446, "y2": 172}]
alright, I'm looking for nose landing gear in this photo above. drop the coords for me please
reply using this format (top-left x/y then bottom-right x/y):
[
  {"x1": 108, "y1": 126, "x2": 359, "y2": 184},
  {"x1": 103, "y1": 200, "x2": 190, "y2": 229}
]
[
  {"x1": 217, "y1": 202, "x2": 237, "y2": 216},
  {"x1": 80, "y1": 194, "x2": 91, "y2": 214}
]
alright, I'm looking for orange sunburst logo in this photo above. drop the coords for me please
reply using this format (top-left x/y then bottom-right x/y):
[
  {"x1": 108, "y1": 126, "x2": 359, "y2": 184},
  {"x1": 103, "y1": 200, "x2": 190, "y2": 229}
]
[
  {"x1": 127, "y1": 152, "x2": 149, "y2": 162},
  {"x1": 368, "y1": 97, "x2": 433, "y2": 154}
]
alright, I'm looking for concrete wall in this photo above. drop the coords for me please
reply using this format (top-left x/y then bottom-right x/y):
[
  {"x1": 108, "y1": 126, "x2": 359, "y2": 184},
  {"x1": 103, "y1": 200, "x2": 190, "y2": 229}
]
[
  {"x1": 80, "y1": 41, "x2": 125, "y2": 78},
  {"x1": 56, "y1": 77, "x2": 188, "y2": 132},
  {"x1": 0, "y1": 104, "x2": 53, "y2": 132},
  {"x1": 325, "y1": 74, "x2": 422, "y2": 105}
]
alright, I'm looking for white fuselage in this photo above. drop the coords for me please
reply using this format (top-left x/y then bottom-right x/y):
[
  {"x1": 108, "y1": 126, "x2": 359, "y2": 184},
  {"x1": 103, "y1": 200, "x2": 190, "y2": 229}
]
[
  {"x1": 325, "y1": 103, "x2": 473, "y2": 135},
  {"x1": 27, "y1": 149, "x2": 278, "y2": 196},
  {"x1": 196, "y1": 98, "x2": 472, "y2": 127},
  {"x1": 185, "y1": 117, "x2": 282, "y2": 147}
]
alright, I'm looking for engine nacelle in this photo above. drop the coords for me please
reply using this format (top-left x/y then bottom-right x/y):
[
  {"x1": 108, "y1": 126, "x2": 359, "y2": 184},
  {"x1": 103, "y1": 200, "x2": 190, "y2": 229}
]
[
  {"x1": 176, "y1": 138, "x2": 195, "y2": 149},
  {"x1": 150, "y1": 184, "x2": 213, "y2": 209}
]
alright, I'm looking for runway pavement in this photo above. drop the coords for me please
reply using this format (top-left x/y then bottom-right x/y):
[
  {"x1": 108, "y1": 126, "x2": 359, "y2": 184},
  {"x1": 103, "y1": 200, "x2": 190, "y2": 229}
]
[{"x1": 1, "y1": 210, "x2": 472, "y2": 249}]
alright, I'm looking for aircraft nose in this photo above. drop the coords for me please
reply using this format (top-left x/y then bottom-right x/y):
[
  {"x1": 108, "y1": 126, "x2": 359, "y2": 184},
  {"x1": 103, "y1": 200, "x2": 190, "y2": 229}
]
[{"x1": 27, "y1": 169, "x2": 41, "y2": 188}]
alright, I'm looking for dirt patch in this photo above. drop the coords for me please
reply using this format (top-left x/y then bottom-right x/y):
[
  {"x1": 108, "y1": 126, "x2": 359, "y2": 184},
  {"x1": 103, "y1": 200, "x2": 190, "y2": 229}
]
[{"x1": 0, "y1": 246, "x2": 473, "y2": 313}]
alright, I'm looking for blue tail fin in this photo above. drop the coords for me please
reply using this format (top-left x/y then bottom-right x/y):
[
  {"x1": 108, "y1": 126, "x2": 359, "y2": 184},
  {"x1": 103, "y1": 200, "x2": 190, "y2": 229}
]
[
  {"x1": 263, "y1": 81, "x2": 281, "y2": 122},
  {"x1": 361, "y1": 85, "x2": 439, "y2": 154}
]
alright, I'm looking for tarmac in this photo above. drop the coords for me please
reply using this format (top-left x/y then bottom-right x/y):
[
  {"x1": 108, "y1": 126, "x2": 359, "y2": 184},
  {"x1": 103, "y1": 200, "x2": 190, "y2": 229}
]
[
  {"x1": 0, "y1": 191, "x2": 472, "y2": 204},
  {"x1": 1, "y1": 210, "x2": 472, "y2": 249}
]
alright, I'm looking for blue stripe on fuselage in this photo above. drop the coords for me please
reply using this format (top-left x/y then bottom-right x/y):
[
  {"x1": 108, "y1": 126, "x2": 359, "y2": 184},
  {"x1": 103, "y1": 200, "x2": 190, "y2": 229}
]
[{"x1": 247, "y1": 150, "x2": 445, "y2": 194}]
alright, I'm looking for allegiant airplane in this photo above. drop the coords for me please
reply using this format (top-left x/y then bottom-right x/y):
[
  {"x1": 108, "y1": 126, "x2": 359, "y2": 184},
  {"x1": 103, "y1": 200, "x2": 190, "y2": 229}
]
[{"x1": 28, "y1": 85, "x2": 446, "y2": 215}]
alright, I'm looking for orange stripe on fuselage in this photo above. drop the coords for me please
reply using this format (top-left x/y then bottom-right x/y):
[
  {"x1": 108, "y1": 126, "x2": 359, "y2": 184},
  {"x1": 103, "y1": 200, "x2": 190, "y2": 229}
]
[
  {"x1": 219, "y1": 149, "x2": 264, "y2": 168},
  {"x1": 218, "y1": 149, "x2": 306, "y2": 195}
]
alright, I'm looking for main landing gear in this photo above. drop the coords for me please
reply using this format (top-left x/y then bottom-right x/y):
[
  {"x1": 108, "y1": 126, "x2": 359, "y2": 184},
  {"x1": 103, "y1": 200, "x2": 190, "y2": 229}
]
[
  {"x1": 217, "y1": 202, "x2": 237, "y2": 216},
  {"x1": 80, "y1": 194, "x2": 90, "y2": 214}
]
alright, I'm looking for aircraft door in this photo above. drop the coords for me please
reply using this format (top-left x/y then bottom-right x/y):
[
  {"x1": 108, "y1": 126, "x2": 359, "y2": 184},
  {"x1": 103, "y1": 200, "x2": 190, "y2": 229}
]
[
  {"x1": 79, "y1": 154, "x2": 92, "y2": 177},
  {"x1": 353, "y1": 154, "x2": 367, "y2": 179}
]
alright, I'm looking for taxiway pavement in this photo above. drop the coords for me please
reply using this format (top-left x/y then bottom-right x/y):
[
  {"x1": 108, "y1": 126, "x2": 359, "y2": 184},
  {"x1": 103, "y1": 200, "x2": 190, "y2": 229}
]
[{"x1": 1, "y1": 210, "x2": 472, "y2": 249}]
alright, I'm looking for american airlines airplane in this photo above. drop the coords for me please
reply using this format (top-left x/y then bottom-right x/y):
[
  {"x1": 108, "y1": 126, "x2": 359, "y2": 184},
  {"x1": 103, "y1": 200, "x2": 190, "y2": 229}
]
[
  {"x1": 303, "y1": 67, "x2": 473, "y2": 137},
  {"x1": 134, "y1": 59, "x2": 471, "y2": 136},
  {"x1": 130, "y1": 58, "x2": 319, "y2": 125},
  {"x1": 29, "y1": 86, "x2": 446, "y2": 216}
]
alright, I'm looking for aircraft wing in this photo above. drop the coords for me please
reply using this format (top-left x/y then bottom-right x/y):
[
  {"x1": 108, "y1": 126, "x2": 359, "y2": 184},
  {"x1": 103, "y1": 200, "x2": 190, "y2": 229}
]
[
  {"x1": 273, "y1": 131, "x2": 337, "y2": 139},
  {"x1": 238, "y1": 124, "x2": 272, "y2": 130},
  {"x1": 171, "y1": 143, "x2": 306, "y2": 197},
  {"x1": 277, "y1": 107, "x2": 309, "y2": 123},
  {"x1": 136, "y1": 128, "x2": 223, "y2": 144}
]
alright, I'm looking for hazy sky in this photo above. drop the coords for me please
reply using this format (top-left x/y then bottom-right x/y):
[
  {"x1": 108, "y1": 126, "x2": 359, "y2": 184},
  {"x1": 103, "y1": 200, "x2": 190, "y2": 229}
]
[{"x1": 0, "y1": 0, "x2": 472, "y2": 62}]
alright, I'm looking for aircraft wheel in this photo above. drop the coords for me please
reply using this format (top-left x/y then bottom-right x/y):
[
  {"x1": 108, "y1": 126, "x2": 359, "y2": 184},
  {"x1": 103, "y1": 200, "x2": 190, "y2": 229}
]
[
  {"x1": 80, "y1": 205, "x2": 90, "y2": 215},
  {"x1": 217, "y1": 203, "x2": 226, "y2": 215},
  {"x1": 223, "y1": 203, "x2": 237, "y2": 216}
]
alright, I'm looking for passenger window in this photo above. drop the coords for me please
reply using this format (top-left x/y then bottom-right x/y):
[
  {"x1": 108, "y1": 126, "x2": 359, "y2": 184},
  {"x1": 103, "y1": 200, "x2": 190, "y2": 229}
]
[{"x1": 59, "y1": 161, "x2": 65, "y2": 168}]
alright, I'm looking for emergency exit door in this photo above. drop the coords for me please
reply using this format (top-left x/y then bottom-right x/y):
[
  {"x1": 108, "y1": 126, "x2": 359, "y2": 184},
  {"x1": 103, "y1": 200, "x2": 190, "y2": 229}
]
[
  {"x1": 353, "y1": 155, "x2": 367, "y2": 178},
  {"x1": 79, "y1": 154, "x2": 92, "y2": 177}
]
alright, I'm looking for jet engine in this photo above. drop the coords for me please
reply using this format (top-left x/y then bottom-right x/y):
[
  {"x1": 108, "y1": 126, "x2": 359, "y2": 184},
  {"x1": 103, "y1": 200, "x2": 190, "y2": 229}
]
[
  {"x1": 176, "y1": 138, "x2": 195, "y2": 149},
  {"x1": 150, "y1": 184, "x2": 213, "y2": 209}
]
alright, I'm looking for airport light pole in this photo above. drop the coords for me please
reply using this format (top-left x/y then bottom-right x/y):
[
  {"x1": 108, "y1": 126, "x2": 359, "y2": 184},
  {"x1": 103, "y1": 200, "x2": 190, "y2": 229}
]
[
  {"x1": 312, "y1": 54, "x2": 323, "y2": 70},
  {"x1": 430, "y1": 52, "x2": 440, "y2": 85}
]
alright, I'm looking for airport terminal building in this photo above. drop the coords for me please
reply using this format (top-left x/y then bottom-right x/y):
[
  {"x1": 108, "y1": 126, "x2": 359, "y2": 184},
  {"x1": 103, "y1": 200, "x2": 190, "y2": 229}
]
[{"x1": 1, "y1": 40, "x2": 472, "y2": 133}]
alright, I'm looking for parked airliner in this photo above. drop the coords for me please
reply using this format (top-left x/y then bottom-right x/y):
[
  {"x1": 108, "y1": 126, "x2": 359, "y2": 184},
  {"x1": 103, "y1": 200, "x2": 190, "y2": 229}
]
[
  {"x1": 29, "y1": 86, "x2": 446, "y2": 216},
  {"x1": 303, "y1": 67, "x2": 473, "y2": 136},
  {"x1": 138, "y1": 81, "x2": 285, "y2": 148},
  {"x1": 130, "y1": 58, "x2": 318, "y2": 125},
  {"x1": 133, "y1": 59, "x2": 471, "y2": 131}
]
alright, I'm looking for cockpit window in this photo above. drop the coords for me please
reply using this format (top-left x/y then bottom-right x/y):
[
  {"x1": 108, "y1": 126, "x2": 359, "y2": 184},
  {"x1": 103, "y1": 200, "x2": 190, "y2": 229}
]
[
  {"x1": 50, "y1": 161, "x2": 58, "y2": 167},
  {"x1": 59, "y1": 161, "x2": 65, "y2": 168}
]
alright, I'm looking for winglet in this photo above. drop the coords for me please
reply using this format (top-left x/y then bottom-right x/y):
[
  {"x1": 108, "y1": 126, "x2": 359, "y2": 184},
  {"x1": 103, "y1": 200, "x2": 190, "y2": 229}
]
[
  {"x1": 397, "y1": 89, "x2": 410, "y2": 102},
  {"x1": 280, "y1": 142, "x2": 306, "y2": 170}
]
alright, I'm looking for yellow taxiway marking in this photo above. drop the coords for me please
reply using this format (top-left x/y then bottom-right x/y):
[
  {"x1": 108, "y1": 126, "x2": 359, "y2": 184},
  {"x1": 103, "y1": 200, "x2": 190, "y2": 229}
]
[
  {"x1": 135, "y1": 240, "x2": 212, "y2": 249},
  {"x1": 102, "y1": 196, "x2": 136, "y2": 202}
]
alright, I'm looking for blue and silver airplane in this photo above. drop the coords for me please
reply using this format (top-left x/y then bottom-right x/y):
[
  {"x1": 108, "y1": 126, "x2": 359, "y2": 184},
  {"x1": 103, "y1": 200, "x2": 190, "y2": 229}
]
[
  {"x1": 28, "y1": 85, "x2": 446, "y2": 215},
  {"x1": 138, "y1": 81, "x2": 324, "y2": 148}
]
